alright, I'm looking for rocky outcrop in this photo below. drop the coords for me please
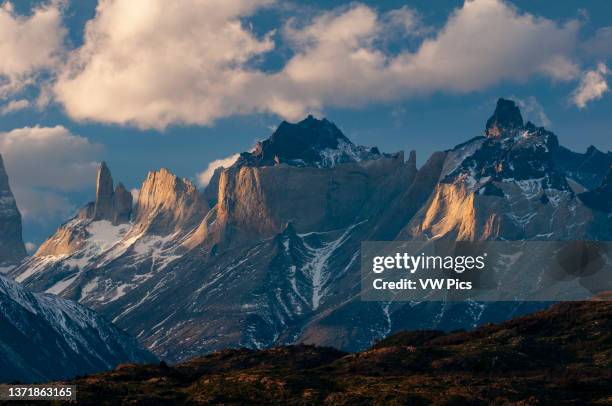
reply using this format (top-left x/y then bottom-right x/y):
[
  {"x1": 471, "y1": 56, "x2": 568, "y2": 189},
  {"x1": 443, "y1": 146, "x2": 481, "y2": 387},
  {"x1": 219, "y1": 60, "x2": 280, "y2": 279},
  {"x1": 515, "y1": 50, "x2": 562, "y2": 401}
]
[
  {"x1": 92, "y1": 162, "x2": 133, "y2": 225},
  {"x1": 35, "y1": 162, "x2": 133, "y2": 258},
  {"x1": 94, "y1": 162, "x2": 115, "y2": 220},
  {"x1": 188, "y1": 118, "x2": 411, "y2": 251},
  {"x1": 554, "y1": 144, "x2": 612, "y2": 190},
  {"x1": 113, "y1": 183, "x2": 133, "y2": 224},
  {"x1": 406, "y1": 99, "x2": 595, "y2": 241},
  {"x1": 485, "y1": 98, "x2": 523, "y2": 138},
  {"x1": 132, "y1": 168, "x2": 208, "y2": 235},
  {"x1": 0, "y1": 274, "x2": 156, "y2": 383},
  {"x1": 0, "y1": 154, "x2": 26, "y2": 266},
  {"x1": 214, "y1": 156, "x2": 406, "y2": 242}
]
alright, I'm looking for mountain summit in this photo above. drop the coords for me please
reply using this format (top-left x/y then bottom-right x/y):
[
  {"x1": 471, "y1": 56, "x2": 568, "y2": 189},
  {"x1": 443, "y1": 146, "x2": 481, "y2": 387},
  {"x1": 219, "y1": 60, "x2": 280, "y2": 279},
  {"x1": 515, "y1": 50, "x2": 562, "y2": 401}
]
[
  {"x1": 485, "y1": 98, "x2": 524, "y2": 138},
  {"x1": 235, "y1": 115, "x2": 396, "y2": 168},
  {"x1": 90, "y1": 162, "x2": 133, "y2": 225}
]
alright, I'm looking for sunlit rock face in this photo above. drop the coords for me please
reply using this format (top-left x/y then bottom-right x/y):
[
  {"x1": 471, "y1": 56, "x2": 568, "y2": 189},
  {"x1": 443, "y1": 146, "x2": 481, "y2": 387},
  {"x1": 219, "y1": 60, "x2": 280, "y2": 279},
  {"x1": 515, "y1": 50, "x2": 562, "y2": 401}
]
[
  {"x1": 213, "y1": 155, "x2": 409, "y2": 242},
  {"x1": 132, "y1": 168, "x2": 208, "y2": 235},
  {"x1": 93, "y1": 161, "x2": 134, "y2": 225},
  {"x1": 0, "y1": 154, "x2": 26, "y2": 266}
]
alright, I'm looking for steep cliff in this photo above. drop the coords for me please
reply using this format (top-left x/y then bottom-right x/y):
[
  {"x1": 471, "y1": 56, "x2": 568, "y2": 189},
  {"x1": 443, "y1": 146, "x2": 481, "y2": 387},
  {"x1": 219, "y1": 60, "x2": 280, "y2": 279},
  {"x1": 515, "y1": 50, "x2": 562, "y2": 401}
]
[{"x1": 0, "y1": 154, "x2": 26, "y2": 266}]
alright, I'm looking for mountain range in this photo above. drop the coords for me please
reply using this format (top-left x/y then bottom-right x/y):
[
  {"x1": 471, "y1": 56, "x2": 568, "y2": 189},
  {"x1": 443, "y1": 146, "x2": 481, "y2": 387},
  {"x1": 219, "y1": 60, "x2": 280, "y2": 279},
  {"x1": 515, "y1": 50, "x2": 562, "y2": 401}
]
[
  {"x1": 0, "y1": 154, "x2": 155, "y2": 383},
  {"x1": 6, "y1": 98, "x2": 612, "y2": 364}
]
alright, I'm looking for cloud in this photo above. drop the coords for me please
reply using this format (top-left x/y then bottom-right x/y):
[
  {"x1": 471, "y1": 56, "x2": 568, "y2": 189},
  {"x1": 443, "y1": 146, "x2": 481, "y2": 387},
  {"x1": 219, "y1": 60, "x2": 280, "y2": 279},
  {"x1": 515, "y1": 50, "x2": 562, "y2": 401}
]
[
  {"x1": 51, "y1": 0, "x2": 583, "y2": 129},
  {"x1": 260, "y1": 0, "x2": 580, "y2": 118},
  {"x1": 583, "y1": 26, "x2": 612, "y2": 59},
  {"x1": 0, "y1": 125, "x2": 103, "y2": 221},
  {"x1": 572, "y1": 63, "x2": 609, "y2": 109},
  {"x1": 197, "y1": 153, "x2": 240, "y2": 187},
  {"x1": 511, "y1": 96, "x2": 552, "y2": 127},
  {"x1": 0, "y1": 98, "x2": 30, "y2": 115},
  {"x1": 11, "y1": 188, "x2": 75, "y2": 224},
  {"x1": 130, "y1": 188, "x2": 140, "y2": 203},
  {"x1": 54, "y1": 0, "x2": 275, "y2": 129},
  {"x1": 384, "y1": 5, "x2": 429, "y2": 37},
  {"x1": 0, "y1": 1, "x2": 66, "y2": 101},
  {"x1": 25, "y1": 242, "x2": 38, "y2": 254}
]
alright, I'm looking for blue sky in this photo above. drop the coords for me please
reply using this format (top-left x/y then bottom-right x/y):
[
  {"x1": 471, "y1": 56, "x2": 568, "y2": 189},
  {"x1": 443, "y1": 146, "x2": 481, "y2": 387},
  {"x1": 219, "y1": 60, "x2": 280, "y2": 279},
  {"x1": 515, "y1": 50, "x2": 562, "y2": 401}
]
[{"x1": 0, "y1": 0, "x2": 610, "y2": 247}]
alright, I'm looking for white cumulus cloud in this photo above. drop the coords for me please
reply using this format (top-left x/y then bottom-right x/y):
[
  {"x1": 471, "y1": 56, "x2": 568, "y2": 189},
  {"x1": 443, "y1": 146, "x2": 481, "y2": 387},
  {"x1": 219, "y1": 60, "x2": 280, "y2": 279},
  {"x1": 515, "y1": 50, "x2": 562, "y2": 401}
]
[
  {"x1": 572, "y1": 63, "x2": 609, "y2": 109},
  {"x1": 54, "y1": 0, "x2": 275, "y2": 129},
  {"x1": 0, "y1": 1, "x2": 66, "y2": 101},
  {"x1": 52, "y1": 0, "x2": 582, "y2": 129}
]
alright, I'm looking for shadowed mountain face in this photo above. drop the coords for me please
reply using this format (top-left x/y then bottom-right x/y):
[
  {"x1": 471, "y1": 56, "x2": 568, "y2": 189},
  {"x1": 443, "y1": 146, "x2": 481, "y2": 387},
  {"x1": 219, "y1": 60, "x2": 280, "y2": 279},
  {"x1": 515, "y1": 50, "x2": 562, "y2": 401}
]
[
  {"x1": 49, "y1": 301, "x2": 612, "y2": 405},
  {"x1": 485, "y1": 98, "x2": 524, "y2": 138},
  {"x1": 10, "y1": 99, "x2": 612, "y2": 362},
  {"x1": 0, "y1": 274, "x2": 156, "y2": 383},
  {"x1": 0, "y1": 154, "x2": 26, "y2": 267},
  {"x1": 579, "y1": 167, "x2": 612, "y2": 213}
]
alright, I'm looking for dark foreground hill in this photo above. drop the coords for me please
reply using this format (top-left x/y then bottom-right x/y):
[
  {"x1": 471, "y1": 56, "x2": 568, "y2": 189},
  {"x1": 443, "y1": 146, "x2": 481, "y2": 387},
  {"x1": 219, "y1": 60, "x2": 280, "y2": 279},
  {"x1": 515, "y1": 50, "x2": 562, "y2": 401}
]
[{"x1": 34, "y1": 301, "x2": 611, "y2": 405}]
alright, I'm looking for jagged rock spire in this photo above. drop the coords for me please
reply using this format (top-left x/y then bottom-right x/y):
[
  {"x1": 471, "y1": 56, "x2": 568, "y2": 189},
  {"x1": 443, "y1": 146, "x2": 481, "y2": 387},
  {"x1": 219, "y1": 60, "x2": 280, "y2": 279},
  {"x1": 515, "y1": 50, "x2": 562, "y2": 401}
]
[
  {"x1": 407, "y1": 150, "x2": 417, "y2": 172},
  {"x1": 92, "y1": 161, "x2": 133, "y2": 224},
  {"x1": 113, "y1": 183, "x2": 133, "y2": 224},
  {"x1": 485, "y1": 98, "x2": 524, "y2": 138},
  {"x1": 94, "y1": 161, "x2": 114, "y2": 221},
  {"x1": 0, "y1": 154, "x2": 26, "y2": 264}
]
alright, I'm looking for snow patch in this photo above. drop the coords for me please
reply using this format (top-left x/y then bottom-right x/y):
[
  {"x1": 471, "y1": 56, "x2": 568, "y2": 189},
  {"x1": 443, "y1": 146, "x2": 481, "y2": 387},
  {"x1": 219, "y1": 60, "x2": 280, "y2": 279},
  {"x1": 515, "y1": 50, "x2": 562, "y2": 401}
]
[{"x1": 46, "y1": 274, "x2": 78, "y2": 295}]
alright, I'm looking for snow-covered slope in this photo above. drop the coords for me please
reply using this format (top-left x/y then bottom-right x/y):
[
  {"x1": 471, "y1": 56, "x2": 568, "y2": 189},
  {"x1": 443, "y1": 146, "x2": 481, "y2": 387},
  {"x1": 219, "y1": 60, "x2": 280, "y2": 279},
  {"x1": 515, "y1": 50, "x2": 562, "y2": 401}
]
[{"x1": 0, "y1": 274, "x2": 156, "y2": 383}]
